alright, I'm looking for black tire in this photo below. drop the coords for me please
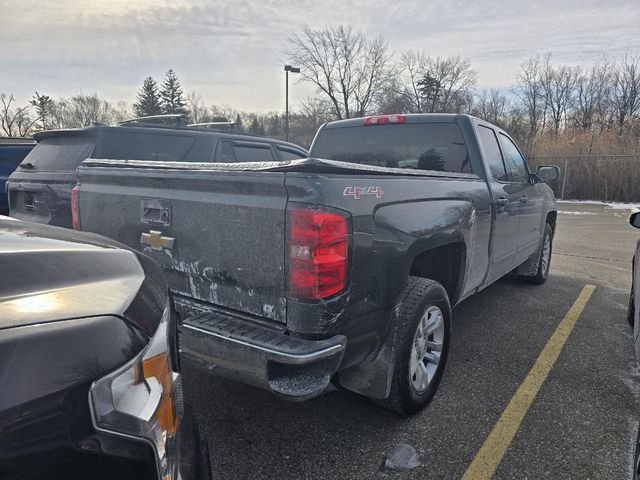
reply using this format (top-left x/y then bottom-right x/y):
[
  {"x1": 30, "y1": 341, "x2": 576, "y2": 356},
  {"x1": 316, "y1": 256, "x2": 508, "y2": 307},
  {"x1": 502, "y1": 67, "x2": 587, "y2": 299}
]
[
  {"x1": 519, "y1": 223, "x2": 553, "y2": 285},
  {"x1": 374, "y1": 277, "x2": 451, "y2": 416},
  {"x1": 634, "y1": 424, "x2": 640, "y2": 480},
  {"x1": 179, "y1": 405, "x2": 212, "y2": 480},
  {"x1": 629, "y1": 281, "x2": 635, "y2": 327}
]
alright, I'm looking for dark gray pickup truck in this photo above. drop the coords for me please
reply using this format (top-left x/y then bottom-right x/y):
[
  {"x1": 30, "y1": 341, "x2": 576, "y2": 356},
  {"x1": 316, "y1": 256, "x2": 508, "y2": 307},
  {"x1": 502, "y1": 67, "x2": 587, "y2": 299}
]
[{"x1": 75, "y1": 114, "x2": 559, "y2": 415}]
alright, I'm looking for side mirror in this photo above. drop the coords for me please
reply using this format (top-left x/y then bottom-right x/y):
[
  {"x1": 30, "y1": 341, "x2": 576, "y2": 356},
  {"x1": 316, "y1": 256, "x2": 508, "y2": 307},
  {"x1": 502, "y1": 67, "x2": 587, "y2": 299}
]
[
  {"x1": 630, "y1": 212, "x2": 640, "y2": 229},
  {"x1": 536, "y1": 165, "x2": 560, "y2": 182}
]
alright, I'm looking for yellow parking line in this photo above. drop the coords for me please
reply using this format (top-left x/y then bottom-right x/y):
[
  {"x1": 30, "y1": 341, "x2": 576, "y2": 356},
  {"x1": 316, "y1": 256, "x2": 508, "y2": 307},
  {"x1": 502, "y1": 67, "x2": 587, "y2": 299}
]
[{"x1": 461, "y1": 284, "x2": 596, "y2": 480}]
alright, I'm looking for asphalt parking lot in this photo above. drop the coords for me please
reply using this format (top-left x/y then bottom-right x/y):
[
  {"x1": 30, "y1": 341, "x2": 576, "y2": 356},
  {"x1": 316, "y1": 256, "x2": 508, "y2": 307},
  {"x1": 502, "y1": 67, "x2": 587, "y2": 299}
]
[{"x1": 184, "y1": 201, "x2": 640, "y2": 480}]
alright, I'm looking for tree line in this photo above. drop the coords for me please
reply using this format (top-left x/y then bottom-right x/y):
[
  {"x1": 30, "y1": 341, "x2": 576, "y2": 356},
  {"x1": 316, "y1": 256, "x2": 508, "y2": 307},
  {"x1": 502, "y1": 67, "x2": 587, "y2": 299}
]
[{"x1": 1, "y1": 25, "x2": 638, "y2": 179}]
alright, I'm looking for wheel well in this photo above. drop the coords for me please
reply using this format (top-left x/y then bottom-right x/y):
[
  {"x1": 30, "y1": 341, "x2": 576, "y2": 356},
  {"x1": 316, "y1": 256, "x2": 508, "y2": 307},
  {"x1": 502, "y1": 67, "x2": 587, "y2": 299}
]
[
  {"x1": 546, "y1": 211, "x2": 557, "y2": 232},
  {"x1": 409, "y1": 243, "x2": 464, "y2": 303}
]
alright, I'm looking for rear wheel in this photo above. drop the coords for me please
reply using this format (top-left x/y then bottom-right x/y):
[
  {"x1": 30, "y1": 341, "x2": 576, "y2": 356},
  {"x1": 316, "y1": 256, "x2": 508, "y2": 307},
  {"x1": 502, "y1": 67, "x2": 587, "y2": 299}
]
[
  {"x1": 519, "y1": 223, "x2": 553, "y2": 284},
  {"x1": 374, "y1": 277, "x2": 451, "y2": 416},
  {"x1": 629, "y1": 280, "x2": 635, "y2": 327},
  {"x1": 634, "y1": 425, "x2": 640, "y2": 480}
]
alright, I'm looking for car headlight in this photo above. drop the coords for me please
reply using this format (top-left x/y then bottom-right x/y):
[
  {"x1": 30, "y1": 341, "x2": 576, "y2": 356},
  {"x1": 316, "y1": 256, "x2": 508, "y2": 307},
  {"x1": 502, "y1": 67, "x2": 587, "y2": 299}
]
[{"x1": 90, "y1": 303, "x2": 183, "y2": 479}]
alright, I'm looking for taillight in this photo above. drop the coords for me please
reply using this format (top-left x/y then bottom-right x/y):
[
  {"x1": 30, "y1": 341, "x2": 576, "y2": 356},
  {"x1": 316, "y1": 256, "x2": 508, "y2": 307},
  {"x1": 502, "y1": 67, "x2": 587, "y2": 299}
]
[
  {"x1": 288, "y1": 206, "x2": 350, "y2": 300},
  {"x1": 363, "y1": 114, "x2": 406, "y2": 126},
  {"x1": 71, "y1": 185, "x2": 80, "y2": 230}
]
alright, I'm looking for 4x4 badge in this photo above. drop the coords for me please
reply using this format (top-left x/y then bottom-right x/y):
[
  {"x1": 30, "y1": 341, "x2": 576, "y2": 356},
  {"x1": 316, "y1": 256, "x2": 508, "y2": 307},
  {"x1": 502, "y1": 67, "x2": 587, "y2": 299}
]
[
  {"x1": 140, "y1": 230, "x2": 175, "y2": 251},
  {"x1": 343, "y1": 186, "x2": 384, "y2": 199}
]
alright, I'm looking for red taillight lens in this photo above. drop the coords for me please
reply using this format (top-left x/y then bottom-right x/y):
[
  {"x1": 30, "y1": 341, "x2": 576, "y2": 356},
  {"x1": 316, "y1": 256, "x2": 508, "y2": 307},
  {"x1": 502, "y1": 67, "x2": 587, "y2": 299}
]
[
  {"x1": 363, "y1": 114, "x2": 406, "y2": 126},
  {"x1": 288, "y1": 207, "x2": 350, "y2": 300},
  {"x1": 71, "y1": 185, "x2": 80, "y2": 230}
]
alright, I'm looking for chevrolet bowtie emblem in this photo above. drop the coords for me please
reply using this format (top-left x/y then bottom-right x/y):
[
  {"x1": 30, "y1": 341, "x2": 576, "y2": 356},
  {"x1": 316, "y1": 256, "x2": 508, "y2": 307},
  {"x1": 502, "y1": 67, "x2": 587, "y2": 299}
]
[{"x1": 140, "y1": 230, "x2": 175, "y2": 251}]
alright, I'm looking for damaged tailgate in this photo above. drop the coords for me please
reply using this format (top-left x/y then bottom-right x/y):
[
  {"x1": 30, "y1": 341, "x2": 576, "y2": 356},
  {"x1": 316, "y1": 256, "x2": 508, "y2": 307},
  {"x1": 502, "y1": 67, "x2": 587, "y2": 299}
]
[{"x1": 76, "y1": 161, "x2": 288, "y2": 322}]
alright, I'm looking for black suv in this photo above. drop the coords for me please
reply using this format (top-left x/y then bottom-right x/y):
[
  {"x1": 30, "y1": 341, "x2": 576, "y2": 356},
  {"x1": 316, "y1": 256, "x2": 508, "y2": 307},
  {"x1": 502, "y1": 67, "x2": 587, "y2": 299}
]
[
  {"x1": 0, "y1": 217, "x2": 210, "y2": 480},
  {"x1": 7, "y1": 125, "x2": 308, "y2": 227}
]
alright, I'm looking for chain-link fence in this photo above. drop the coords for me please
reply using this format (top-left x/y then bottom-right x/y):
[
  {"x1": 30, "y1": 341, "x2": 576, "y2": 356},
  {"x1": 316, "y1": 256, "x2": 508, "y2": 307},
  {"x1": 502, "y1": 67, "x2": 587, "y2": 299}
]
[{"x1": 528, "y1": 155, "x2": 640, "y2": 202}]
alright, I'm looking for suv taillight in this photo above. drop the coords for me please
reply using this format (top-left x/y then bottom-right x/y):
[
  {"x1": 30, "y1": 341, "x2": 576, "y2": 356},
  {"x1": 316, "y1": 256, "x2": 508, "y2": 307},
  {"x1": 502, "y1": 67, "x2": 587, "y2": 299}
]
[
  {"x1": 71, "y1": 185, "x2": 80, "y2": 230},
  {"x1": 288, "y1": 206, "x2": 350, "y2": 300}
]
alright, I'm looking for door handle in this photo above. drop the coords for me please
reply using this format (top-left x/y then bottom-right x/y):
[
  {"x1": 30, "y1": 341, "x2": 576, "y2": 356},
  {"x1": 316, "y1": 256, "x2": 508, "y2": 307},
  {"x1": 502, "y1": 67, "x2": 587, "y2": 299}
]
[
  {"x1": 519, "y1": 195, "x2": 528, "y2": 203},
  {"x1": 496, "y1": 197, "x2": 508, "y2": 212}
]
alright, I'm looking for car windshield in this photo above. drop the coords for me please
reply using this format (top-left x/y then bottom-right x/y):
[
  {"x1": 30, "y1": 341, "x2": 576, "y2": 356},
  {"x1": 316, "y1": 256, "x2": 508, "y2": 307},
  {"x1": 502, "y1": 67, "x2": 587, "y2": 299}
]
[{"x1": 310, "y1": 123, "x2": 472, "y2": 173}]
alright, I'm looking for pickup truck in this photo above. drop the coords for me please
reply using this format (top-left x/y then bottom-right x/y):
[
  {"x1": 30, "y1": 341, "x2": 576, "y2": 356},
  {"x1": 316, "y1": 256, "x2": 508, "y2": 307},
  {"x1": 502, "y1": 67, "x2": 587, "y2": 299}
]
[{"x1": 74, "y1": 113, "x2": 559, "y2": 415}]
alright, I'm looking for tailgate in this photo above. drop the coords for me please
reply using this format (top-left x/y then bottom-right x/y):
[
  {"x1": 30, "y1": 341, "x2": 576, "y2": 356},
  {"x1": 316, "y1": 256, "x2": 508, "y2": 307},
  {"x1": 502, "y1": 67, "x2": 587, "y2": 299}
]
[
  {"x1": 7, "y1": 172, "x2": 75, "y2": 226},
  {"x1": 77, "y1": 165, "x2": 288, "y2": 322}
]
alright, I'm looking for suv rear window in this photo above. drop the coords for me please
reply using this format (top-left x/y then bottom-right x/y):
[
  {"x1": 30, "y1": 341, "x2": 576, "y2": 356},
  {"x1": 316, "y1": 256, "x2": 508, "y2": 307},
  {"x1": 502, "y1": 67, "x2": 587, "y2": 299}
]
[
  {"x1": 310, "y1": 123, "x2": 471, "y2": 173},
  {"x1": 21, "y1": 136, "x2": 94, "y2": 171},
  {"x1": 0, "y1": 145, "x2": 33, "y2": 167},
  {"x1": 97, "y1": 132, "x2": 196, "y2": 161}
]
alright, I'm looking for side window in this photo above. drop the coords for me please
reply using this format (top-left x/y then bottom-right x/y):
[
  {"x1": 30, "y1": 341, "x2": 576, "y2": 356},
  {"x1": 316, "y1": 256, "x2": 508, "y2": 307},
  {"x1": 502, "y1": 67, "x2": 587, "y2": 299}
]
[
  {"x1": 277, "y1": 147, "x2": 306, "y2": 161},
  {"x1": 499, "y1": 134, "x2": 529, "y2": 183},
  {"x1": 218, "y1": 141, "x2": 237, "y2": 163},
  {"x1": 232, "y1": 144, "x2": 275, "y2": 162},
  {"x1": 477, "y1": 125, "x2": 508, "y2": 182},
  {"x1": 101, "y1": 133, "x2": 195, "y2": 161}
]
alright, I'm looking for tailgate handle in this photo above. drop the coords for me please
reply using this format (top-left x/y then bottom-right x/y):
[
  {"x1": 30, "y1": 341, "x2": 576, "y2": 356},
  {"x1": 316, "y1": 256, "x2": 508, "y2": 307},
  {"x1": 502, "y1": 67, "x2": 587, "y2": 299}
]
[
  {"x1": 23, "y1": 192, "x2": 36, "y2": 211},
  {"x1": 140, "y1": 198, "x2": 171, "y2": 226}
]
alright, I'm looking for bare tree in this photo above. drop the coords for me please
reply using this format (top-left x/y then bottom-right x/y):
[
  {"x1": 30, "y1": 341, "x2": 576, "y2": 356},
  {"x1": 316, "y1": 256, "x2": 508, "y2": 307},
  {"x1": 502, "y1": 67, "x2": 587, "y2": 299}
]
[
  {"x1": 611, "y1": 53, "x2": 640, "y2": 131},
  {"x1": 0, "y1": 93, "x2": 37, "y2": 137},
  {"x1": 472, "y1": 89, "x2": 510, "y2": 126},
  {"x1": 542, "y1": 63, "x2": 580, "y2": 135},
  {"x1": 574, "y1": 58, "x2": 612, "y2": 131},
  {"x1": 513, "y1": 54, "x2": 548, "y2": 138},
  {"x1": 417, "y1": 55, "x2": 478, "y2": 113},
  {"x1": 49, "y1": 94, "x2": 115, "y2": 129},
  {"x1": 287, "y1": 25, "x2": 390, "y2": 119},
  {"x1": 395, "y1": 50, "x2": 429, "y2": 112},
  {"x1": 186, "y1": 91, "x2": 209, "y2": 123},
  {"x1": 111, "y1": 101, "x2": 133, "y2": 124}
]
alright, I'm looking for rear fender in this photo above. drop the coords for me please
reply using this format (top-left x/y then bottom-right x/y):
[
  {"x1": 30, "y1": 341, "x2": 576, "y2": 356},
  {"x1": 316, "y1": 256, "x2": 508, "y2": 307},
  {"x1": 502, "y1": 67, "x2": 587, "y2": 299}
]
[{"x1": 338, "y1": 201, "x2": 474, "y2": 399}]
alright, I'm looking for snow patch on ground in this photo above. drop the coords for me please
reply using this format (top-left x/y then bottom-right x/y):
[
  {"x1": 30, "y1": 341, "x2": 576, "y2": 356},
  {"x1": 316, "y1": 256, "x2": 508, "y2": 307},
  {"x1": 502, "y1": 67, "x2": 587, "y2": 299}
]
[
  {"x1": 559, "y1": 200, "x2": 640, "y2": 210},
  {"x1": 558, "y1": 211, "x2": 596, "y2": 215}
]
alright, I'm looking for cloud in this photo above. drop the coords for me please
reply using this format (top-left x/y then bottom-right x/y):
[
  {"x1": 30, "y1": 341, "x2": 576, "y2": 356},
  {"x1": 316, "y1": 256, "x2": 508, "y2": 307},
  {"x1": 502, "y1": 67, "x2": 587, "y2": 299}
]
[{"x1": 1, "y1": 0, "x2": 638, "y2": 110}]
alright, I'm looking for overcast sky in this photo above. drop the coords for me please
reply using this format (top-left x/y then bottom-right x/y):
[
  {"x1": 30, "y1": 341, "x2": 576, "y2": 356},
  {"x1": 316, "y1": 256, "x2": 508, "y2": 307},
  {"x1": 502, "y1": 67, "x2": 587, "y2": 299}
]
[{"x1": 1, "y1": 0, "x2": 639, "y2": 112}]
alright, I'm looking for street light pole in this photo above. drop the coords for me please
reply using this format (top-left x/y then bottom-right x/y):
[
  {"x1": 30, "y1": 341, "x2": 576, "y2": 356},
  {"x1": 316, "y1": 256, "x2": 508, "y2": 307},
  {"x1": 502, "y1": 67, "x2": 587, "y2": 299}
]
[{"x1": 284, "y1": 65, "x2": 300, "y2": 142}]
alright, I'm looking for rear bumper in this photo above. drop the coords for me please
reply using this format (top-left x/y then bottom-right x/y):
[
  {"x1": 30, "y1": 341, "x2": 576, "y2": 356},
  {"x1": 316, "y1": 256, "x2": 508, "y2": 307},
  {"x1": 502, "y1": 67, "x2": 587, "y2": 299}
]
[{"x1": 180, "y1": 310, "x2": 346, "y2": 401}]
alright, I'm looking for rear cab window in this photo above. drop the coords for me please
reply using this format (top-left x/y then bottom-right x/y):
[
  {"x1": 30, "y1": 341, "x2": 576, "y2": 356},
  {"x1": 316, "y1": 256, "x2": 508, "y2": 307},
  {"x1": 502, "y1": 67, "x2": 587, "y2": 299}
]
[{"x1": 310, "y1": 122, "x2": 472, "y2": 174}]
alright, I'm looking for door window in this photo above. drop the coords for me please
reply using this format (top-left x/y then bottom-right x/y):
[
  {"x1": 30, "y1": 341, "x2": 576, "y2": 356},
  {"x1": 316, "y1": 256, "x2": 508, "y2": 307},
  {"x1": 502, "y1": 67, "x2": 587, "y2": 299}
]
[
  {"x1": 499, "y1": 134, "x2": 529, "y2": 183},
  {"x1": 477, "y1": 126, "x2": 508, "y2": 181},
  {"x1": 219, "y1": 141, "x2": 237, "y2": 163},
  {"x1": 232, "y1": 144, "x2": 274, "y2": 162},
  {"x1": 277, "y1": 147, "x2": 306, "y2": 160}
]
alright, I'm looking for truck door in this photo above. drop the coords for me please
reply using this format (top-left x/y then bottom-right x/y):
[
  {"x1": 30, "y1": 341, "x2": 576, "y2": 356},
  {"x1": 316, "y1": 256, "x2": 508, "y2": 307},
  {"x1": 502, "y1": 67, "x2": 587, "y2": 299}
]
[
  {"x1": 498, "y1": 133, "x2": 542, "y2": 265},
  {"x1": 476, "y1": 125, "x2": 519, "y2": 281}
]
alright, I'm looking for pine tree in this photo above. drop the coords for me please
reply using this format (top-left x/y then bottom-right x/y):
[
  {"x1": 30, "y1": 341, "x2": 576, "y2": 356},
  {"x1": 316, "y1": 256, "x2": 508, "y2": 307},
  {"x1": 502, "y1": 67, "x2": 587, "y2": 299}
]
[
  {"x1": 234, "y1": 113, "x2": 244, "y2": 132},
  {"x1": 30, "y1": 92, "x2": 53, "y2": 130},
  {"x1": 249, "y1": 117, "x2": 261, "y2": 134},
  {"x1": 160, "y1": 69, "x2": 187, "y2": 115},
  {"x1": 133, "y1": 77, "x2": 162, "y2": 117}
]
